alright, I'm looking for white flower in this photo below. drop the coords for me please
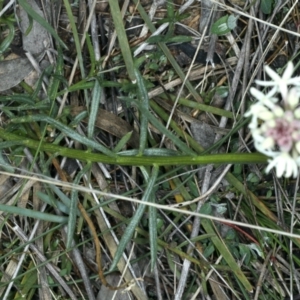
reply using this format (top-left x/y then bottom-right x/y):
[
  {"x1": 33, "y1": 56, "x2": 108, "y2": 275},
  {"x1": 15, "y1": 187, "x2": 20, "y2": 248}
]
[
  {"x1": 249, "y1": 87, "x2": 278, "y2": 105},
  {"x1": 246, "y1": 61, "x2": 300, "y2": 178},
  {"x1": 255, "y1": 62, "x2": 300, "y2": 99},
  {"x1": 265, "y1": 153, "x2": 299, "y2": 178},
  {"x1": 245, "y1": 100, "x2": 276, "y2": 130}
]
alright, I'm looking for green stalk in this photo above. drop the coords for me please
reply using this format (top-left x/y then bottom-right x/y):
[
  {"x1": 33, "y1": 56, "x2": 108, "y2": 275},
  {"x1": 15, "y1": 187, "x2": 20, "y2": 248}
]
[{"x1": 0, "y1": 128, "x2": 267, "y2": 166}]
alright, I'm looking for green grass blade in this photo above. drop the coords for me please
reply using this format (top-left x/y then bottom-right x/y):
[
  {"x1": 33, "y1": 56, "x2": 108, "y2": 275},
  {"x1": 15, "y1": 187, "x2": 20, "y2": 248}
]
[
  {"x1": 47, "y1": 47, "x2": 64, "y2": 109},
  {"x1": 0, "y1": 94, "x2": 35, "y2": 104},
  {"x1": 10, "y1": 115, "x2": 116, "y2": 157},
  {"x1": 37, "y1": 191, "x2": 71, "y2": 215},
  {"x1": 149, "y1": 196, "x2": 158, "y2": 271},
  {"x1": 62, "y1": 0, "x2": 85, "y2": 77},
  {"x1": 134, "y1": 68, "x2": 149, "y2": 154},
  {"x1": 150, "y1": 100, "x2": 205, "y2": 153},
  {"x1": 0, "y1": 204, "x2": 68, "y2": 223},
  {"x1": 67, "y1": 163, "x2": 91, "y2": 249},
  {"x1": 87, "y1": 79, "x2": 102, "y2": 139},
  {"x1": 140, "y1": 165, "x2": 159, "y2": 271},
  {"x1": 162, "y1": 94, "x2": 235, "y2": 119},
  {"x1": 200, "y1": 203, "x2": 253, "y2": 292},
  {"x1": 113, "y1": 131, "x2": 133, "y2": 153},
  {"x1": 108, "y1": 0, "x2": 136, "y2": 82},
  {"x1": 86, "y1": 33, "x2": 96, "y2": 77},
  {"x1": 0, "y1": 17, "x2": 15, "y2": 54},
  {"x1": 109, "y1": 165, "x2": 159, "y2": 271}
]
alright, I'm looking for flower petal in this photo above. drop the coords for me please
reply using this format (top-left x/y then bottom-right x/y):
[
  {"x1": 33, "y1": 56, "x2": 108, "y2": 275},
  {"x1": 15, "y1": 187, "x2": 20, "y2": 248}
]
[
  {"x1": 264, "y1": 65, "x2": 282, "y2": 82},
  {"x1": 255, "y1": 80, "x2": 277, "y2": 87},
  {"x1": 266, "y1": 153, "x2": 299, "y2": 178},
  {"x1": 282, "y1": 61, "x2": 294, "y2": 81}
]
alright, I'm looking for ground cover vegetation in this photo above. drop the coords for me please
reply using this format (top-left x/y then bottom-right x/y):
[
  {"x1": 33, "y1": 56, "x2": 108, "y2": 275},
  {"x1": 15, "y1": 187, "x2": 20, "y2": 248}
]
[{"x1": 0, "y1": 0, "x2": 300, "y2": 299}]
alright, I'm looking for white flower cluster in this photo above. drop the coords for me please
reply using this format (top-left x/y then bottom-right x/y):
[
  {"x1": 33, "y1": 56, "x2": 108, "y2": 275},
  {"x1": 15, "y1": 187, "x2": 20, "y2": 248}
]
[{"x1": 245, "y1": 62, "x2": 300, "y2": 178}]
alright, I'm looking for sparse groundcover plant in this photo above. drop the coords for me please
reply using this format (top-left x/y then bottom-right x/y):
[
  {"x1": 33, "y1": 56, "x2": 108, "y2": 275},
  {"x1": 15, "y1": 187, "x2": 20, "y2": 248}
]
[
  {"x1": 2, "y1": 0, "x2": 300, "y2": 298},
  {"x1": 245, "y1": 62, "x2": 300, "y2": 178}
]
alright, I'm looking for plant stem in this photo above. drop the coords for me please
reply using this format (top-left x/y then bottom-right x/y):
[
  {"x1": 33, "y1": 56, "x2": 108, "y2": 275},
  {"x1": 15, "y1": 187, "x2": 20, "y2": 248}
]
[{"x1": 0, "y1": 128, "x2": 267, "y2": 166}]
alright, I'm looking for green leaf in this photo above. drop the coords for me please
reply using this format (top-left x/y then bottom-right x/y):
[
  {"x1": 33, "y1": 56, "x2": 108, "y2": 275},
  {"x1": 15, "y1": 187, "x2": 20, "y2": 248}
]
[
  {"x1": 248, "y1": 243, "x2": 264, "y2": 258},
  {"x1": 0, "y1": 17, "x2": 15, "y2": 54},
  {"x1": 215, "y1": 86, "x2": 229, "y2": 98},
  {"x1": 203, "y1": 243, "x2": 215, "y2": 258},
  {"x1": 211, "y1": 15, "x2": 238, "y2": 36},
  {"x1": 238, "y1": 244, "x2": 251, "y2": 265},
  {"x1": 114, "y1": 131, "x2": 133, "y2": 153},
  {"x1": 260, "y1": 0, "x2": 274, "y2": 14},
  {"x1": 247, "y1": 173, "x2": 260, "y2": 183},
  {"x1": 200, "y1": 202, "x2": 212, "y2": 215},
  {"x1": 266, "y1": 189, "x2": 272, "y2": 198}
]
